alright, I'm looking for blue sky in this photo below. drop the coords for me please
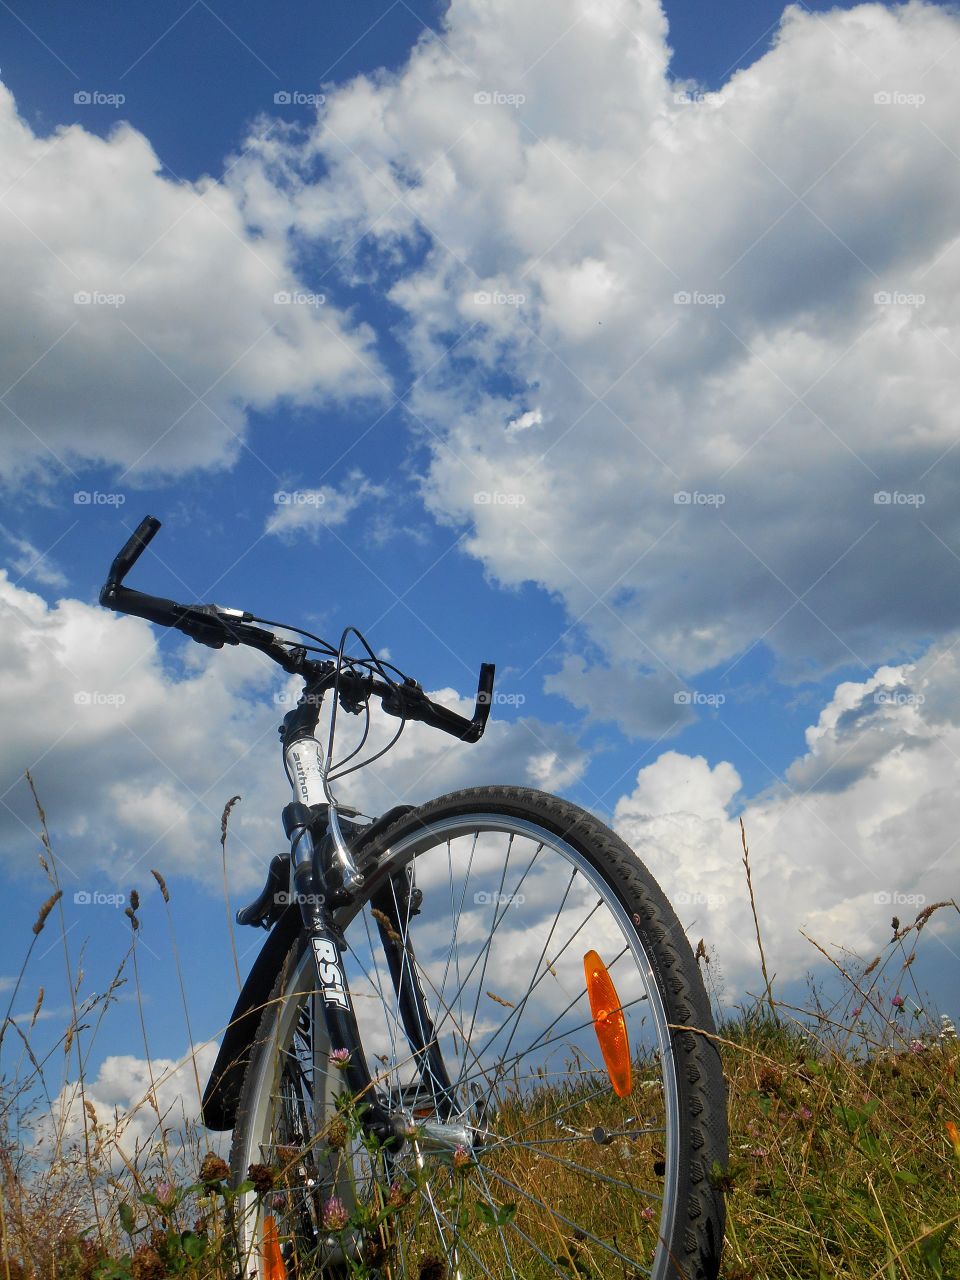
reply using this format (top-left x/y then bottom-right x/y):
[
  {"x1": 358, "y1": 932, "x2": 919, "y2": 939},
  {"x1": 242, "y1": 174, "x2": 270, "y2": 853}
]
[{"x1": 1, "y1": 0, "x2": 959, "y2": 1133}]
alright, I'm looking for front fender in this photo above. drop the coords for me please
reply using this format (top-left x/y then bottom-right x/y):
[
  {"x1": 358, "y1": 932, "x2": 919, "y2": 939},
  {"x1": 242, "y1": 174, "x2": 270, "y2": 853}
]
[{"x1": 200, "y1": 904, "x2": 302, "y2": 1131}]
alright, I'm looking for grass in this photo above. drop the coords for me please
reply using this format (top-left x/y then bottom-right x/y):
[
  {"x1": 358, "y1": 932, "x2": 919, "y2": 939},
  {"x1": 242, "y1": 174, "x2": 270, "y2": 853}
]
[{"x1": 0, "y1": 781, "x2": 958, "y2": 1278}]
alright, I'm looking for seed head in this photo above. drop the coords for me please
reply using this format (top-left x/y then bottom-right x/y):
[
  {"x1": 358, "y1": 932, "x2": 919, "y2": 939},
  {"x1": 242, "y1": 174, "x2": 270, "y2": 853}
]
[
  {"x1": 199, "y1": 1152, "x2": 230, "y2": 1186},
  {"x1": 326, "y1": 1116, "x2": 349, "y2": 1149},
  {"x1": 33, "y1": 891, "x2": 62, "y2": 935},
  {"x1": 247, "y1": 1164, "x2": 276, "y2": 1196}
]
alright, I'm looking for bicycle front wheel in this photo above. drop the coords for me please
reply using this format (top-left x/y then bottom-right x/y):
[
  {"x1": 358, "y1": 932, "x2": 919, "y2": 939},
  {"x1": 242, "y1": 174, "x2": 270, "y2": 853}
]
[{"x1": 231, "y1": 786, "x2": 727, "y2": 1279}]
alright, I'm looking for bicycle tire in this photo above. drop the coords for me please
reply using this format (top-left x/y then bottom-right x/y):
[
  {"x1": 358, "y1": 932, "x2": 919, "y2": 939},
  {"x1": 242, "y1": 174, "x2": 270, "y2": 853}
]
[{"x1": 230, "y1": 786, "x2": 727, "y2": 1279}]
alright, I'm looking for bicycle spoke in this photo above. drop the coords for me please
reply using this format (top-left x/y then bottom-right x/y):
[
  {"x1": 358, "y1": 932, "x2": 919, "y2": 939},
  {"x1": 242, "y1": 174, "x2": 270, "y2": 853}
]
[{"x1": 481, "y1": 1163, "x2": 653, "y2": 1275}]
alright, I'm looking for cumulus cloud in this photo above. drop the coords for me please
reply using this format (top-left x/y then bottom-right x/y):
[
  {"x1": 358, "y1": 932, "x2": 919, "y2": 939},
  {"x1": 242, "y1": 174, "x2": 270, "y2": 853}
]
[
  {"x1": 613, "y1": 639, "x2": 960, "y2": 993},
  {"x1": 265, "y1": 469, "x2": 387, "y2": 536},
  {"x1": 43, "y1": 1040, "x2": 221, "y2": 1169},
  {"x1": 227, "y1": 0, "x2": 960, "y2": 722},
  {"x1": 0, "y1": 83, "x2": 387, "y2": 483},
  {"x1": 0, "y1": 574, "x2": 587, "y2": 895}
]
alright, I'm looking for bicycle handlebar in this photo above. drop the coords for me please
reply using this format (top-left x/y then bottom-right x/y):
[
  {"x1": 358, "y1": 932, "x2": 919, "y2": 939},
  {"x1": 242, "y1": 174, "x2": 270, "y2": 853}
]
[{"x1": 98, "y1": 516, "x2": 495, "y2": 743}]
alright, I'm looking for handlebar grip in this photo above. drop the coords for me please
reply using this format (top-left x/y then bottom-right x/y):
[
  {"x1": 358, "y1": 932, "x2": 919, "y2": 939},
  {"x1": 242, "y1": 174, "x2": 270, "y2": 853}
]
[
  {"x1": 101, "y1": 515, "x2": 161, "y2": 604},
  {"x1": 417, "y1": 698, "x2": 476, "y2": 740},
  {"x1": 412, "y1": 662, "x2": 496, "y2": 743}
]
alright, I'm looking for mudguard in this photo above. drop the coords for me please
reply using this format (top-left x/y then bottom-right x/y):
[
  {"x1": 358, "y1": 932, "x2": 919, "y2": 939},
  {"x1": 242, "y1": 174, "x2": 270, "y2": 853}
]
[{"x1": 200, "y1": 805, "x2": 415, "y2": 1131}]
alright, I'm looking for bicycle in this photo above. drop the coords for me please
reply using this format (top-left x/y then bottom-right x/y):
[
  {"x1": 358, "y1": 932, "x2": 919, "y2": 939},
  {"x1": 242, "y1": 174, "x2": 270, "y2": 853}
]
[{"x1": 99, "y1": 515, "x2": 727, "y2": 1280}]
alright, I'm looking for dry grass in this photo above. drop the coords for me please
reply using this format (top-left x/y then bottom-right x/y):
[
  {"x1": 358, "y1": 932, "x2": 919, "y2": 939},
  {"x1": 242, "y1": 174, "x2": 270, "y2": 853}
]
[{"x1": 1, "y1": 785, "x2": 957, "y2": 1279}]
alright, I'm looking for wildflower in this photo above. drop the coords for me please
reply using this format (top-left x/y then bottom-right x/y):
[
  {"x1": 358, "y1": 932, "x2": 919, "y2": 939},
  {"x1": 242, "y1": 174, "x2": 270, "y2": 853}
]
[
  {"x1": 909, "y1": 1039, "x2": 925, "y2": 1055},
  {"x1": 155, "y1": 1181, "x2": 176, "y2": 1208},
  {"x1": 640, "y1": 1205, "x2": 655, "y2": 1220},
  {"x1": 386, "y1": 1180, "x2": 412, "y2": 1210},
  {"x1": 452, "y1": 1144, "x2": 472, "y2": 1170},
  {"x1": 247, "y1": 1164, "x2": 276, "y2": 1197},
  {"x1": 199, "y1": 1152, "x2": 230, "y2": 1186},
  {"x1": 851, "y1": 1006, "x2": 862, "y2": 1018},
  {"x1": 748, "y1": 1146, "x2": 769, "y2": 1158},
  {"x1": 891, "y1": 995, "x2": 905, "y2": 1008},
  {"x1": 795, "y1": 1106, "x2": 813, "y2": 1122},
  {"x1": 940, "y1": 1014, "x2": 957, "y2": 1040},
  {"x1": 329, "y1": 1048, "x2": 351, "y2": 1070},
  {"x1": 322, "y1": 1196, "x2": 349, "y2": 1232},
  {"x1": 945, "y1": 1120, "x2": 960, "y2": 1162}
]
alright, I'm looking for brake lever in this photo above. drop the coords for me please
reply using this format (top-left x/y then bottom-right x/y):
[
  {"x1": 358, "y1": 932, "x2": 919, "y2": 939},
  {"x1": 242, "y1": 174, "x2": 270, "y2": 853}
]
[
  {"x1": 177, "y1": 604, "x2": 243, "y2": 650},
  {"x1": 378, "y1": 677, "x2": 423, "y2": 720}
]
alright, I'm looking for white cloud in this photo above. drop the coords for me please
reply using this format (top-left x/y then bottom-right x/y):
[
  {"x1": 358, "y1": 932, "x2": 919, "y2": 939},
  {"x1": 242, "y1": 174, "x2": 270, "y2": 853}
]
[
  {"x1": 613, "y1": 640, "x2": 960, "y2": 993},
  {"x1": 265, "y1": 470, "x2": 387, "y2": 536},
  {"x1": 0, "y1": 84, "x2": 387, "y2": 483},
  {"x1": 0, "y1": 525, "x2": 67, "y2": 588},
  {"x1": 228, "y1": 0, "x2": 960, "y2": 719},
  {"x1": 506, "y1": 407, "x2": 542, "y2": 435},
  {"x1": 42, "y1": 1040, "x2": 222, "y2": 1170}
]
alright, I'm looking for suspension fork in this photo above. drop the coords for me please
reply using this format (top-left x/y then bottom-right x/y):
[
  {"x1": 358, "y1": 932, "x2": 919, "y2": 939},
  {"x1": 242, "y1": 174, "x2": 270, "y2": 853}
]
[
  {"x1": 280, "y1": 682, "x2": 396, "y2": 1146},
  {"x1": 278, "y1": 680, "x2": 458, "y2": 1145},
  {"x1": 281, "y1": 801, "x2": 397, "y2": 1145},
  {"x1": 369, "y1": 870, "x2": 456, "y2": 1120}
]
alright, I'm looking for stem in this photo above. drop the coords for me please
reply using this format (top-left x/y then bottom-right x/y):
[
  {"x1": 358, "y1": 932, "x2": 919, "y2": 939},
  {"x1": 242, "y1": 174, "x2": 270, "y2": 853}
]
[{"x1": 740, "y1": 817, "x2": 777, "y2": 1022}]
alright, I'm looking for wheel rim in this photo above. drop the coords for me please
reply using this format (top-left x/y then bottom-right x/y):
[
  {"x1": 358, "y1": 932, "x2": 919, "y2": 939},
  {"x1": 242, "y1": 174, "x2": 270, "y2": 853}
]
[{"x1": 235, "y1": 812, "x2": 683, "y2": 1279}]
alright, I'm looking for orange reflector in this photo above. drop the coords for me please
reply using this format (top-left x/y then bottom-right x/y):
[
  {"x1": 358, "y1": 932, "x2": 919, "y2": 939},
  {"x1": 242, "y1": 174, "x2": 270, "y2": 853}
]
[
  {"x1": 584, "y1": 949, "x2": 633, "y2": 1097},
  {"x1": 261, "y1": 1214, "x2": 285, "y2": 1279}
]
